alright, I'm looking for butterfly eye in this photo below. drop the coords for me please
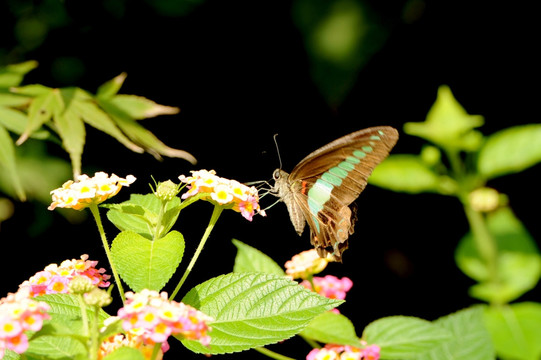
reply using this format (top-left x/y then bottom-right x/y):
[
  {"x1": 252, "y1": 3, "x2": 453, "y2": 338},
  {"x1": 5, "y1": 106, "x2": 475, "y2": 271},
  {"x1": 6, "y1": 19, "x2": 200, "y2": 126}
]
[{"x1": 273, "y1": 169, "x2": 281, "y2": 180}]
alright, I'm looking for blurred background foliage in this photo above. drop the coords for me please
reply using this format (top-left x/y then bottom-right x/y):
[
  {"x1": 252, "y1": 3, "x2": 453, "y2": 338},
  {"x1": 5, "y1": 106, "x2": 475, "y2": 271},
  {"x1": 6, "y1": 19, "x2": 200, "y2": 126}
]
[{"x1": 0, "y1": 0, "x2": 539, "y2": 358}]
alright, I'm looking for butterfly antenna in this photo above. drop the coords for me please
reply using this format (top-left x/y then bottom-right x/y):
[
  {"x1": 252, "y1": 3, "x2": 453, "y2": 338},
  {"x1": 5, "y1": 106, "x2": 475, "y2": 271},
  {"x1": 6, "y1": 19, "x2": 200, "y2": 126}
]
[{"x1": 273, "y1": 133, "x2": 283, "y2": 171}]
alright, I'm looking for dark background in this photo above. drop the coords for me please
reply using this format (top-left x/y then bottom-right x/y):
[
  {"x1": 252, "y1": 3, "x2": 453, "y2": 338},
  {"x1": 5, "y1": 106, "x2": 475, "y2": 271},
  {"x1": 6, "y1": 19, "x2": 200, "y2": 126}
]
[{"x1": 1, "y1": 0, "x2": 539, "y2": 358}]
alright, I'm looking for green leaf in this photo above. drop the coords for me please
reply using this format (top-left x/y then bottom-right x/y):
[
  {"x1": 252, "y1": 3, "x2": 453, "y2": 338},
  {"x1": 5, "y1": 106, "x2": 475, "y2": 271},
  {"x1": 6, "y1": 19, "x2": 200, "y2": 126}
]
[
  {"x1": 106, "y1": 193, "x2": 181, "y2": 239},
  {"x1": 369, "y1": 154, "x2": 457, "y2": 194},
  {"x1": 484, "y1": 302, "x2": 541, "y2": 360},
  {"x1": 477, "y1": 124, "x2": 541, "y2": 179},
  {"x1": 103, "y1": 347, "x2": 146, "y2": 360},
  {"x1": 54, "y1": 88, "x2": 87, "y2": 177},
  {"x1": 25, "y1": 293, "x2": 110, "y2": 360},
  {"x1": 455, "y1": 207, "x2": 541, "y2": 303},
  {"x1": 98, "y1": 98, "x2": 197, "y2": 164},
  {"x1": 419, "y1": 306, "x2": 495, "y2": 360},
  {"x1": 301, "y1": 311, "x2": 360, "y2": 347},
  {"x1": 109, "y1": 94, "x2": 179, "y2": 120},
  {"x1": 232, "y1": 239, "x2": 285, "y2": 275},
  {"x1": 96, "y1": 73, "x2": 127, "y2": 99},
  {"x1": 0, "y1": 60, "x2": 38, "y2": 87},
  {"x1": 0, "y1": 125, "x2": 26, "y2": 200},
  {"x1": 363, "y1": 316, "x2": 452, "y2": 359},
  {"x1": 70, "y1": 93, "x2": 144, "y2": 154},
  {"x1": 0, "y1": 106, "x2": 50, "y2": 139},
  {"x1": 110, "y1": 230, "x2": 185, "y2": 292},
  {"x1": 181, "y1": 272, "x2": 342, "y2": 354},
  {"x1": 16, "y1": 87, "x2": 57, "y2": 145},
  {"x1": 404, "y1": 85, "x2": 484, "y2": 151}
]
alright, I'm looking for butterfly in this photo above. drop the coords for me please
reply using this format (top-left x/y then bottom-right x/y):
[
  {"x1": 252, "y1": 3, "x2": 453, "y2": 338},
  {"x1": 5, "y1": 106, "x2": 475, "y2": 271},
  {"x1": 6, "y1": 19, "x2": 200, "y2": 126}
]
[{"x1": 271, "y1": 126, "x2": 398, "y2": 262}]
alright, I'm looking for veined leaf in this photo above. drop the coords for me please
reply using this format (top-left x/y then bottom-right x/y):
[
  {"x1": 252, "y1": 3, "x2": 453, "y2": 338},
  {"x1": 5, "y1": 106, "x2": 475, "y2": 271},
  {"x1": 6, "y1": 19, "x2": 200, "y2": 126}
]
[
  {"x1": 363, "y1": 316, "x2": 452, "y2": 359},
  {"x1": 419, "y1": 306, "x2": 495, "y2": 360},
  {"x1": 484, "y1": 302, "x2": 541, "y2": 360},
  {"x1": 105, "y1": 193, "x2": 181, "y2": 239},
  {"x1": 110, "y1": 230, "x2": 185, "y2": 292},
  {"x1": 477, "y1": 124, "x2": 541, "y2": 179},
  {"x1": 232, "y1": 239, "x2": 285, "y2": 275},
  {"x1": 301, "y1": 311, "x2": 360, "y2": 347},
  {"x1": 181, "y1": 272, "x2": 342, "y2": 354}
]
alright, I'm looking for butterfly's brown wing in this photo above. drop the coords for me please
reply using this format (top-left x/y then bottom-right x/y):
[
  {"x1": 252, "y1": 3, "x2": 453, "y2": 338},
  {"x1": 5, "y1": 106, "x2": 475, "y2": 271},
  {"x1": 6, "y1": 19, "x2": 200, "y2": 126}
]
[{"x1": 287, "y1": 126, "x2": 398, "y2": 261}]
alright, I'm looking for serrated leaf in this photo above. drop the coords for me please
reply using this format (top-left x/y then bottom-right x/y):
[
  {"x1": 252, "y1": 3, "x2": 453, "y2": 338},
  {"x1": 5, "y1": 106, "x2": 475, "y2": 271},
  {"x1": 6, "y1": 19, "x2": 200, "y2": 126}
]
[
  {"x1": 105, "y1": 193, "x2": 181, "y2": 239},
  {"x1": 111, "y1": 230, "x2": 185, "y2": 292},
  {"x1": 484, "y1": 302, "x2": 541, "y2": 360},
  {"x1": 419, "y1": 306, "x2": 495, "y2": 360},
  {"x1": 0, "y1": 125, "x2": 26, "y2": 200},
  {"x1": 369, "y1": 154, "x2": 457, "y2": 194},
  {"x1": 477, "y1": 124, "x2": 541, "y2": 179},
  {"x1": 301, "y1": 311, "x2": 360, "y2": 347},
  {"x1": 455, "y1": 207, "x2": 541, "y2": 303},
  {"x1": 363, "y1": 316, "x2": 452, "y2": 359},
  {"x1": 181, "y1": 272, "x2": 342, "y2": 354},
  {"x1": 25, "y1": 334, "x2": 87, "y2": 359},
  {"x1": 232, "y1": 239, "x2": 285, "y2": 275}
]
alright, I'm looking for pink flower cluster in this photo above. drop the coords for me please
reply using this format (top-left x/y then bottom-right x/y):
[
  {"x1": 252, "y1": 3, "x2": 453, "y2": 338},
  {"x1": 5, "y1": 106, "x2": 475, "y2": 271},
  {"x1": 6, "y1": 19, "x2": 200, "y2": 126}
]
[
  {"x1": 117, "y1": 290, "x2": 213, "y2": 348},
  {"x1": 179, "y1": 169, "x2": 265, "y2": 221},
  {"x1": 307, "y1": 344, "x2": 380, "y2": 360},
  {"x1": 301, "y1": 275, "x2": 353, "y2": 300},
  {"x1": 18, "y1": 255, "x2": 110, "y2": 297},
  {"x1": 0, "y1": 291, "x2": 50, "y2": 358},
  {"x1": 99, "y1": 330, "x2": 164, "y2": 360}
]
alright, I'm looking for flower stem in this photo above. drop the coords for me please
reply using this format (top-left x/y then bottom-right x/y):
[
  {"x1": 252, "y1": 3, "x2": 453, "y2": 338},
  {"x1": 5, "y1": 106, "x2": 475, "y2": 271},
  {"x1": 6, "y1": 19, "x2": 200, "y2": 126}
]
[
  {"x1": 170, "y1": 205, "x2": 223, "y2": 300},
  {"x1": 89, "y1": 204, "x2": 125, "y2": 304},
  {"x1": 254, "y1": 347, "x2": 296, "y2": 360}
]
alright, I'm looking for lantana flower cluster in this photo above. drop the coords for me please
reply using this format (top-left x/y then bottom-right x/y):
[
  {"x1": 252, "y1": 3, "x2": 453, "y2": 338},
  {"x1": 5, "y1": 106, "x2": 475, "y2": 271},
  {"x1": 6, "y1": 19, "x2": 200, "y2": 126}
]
[
  {"x1": 0, "y1": 291, "x2": 50, "y2": 358},
  {"x1": 49, "y1": 172, "x2": 136, "y2": 211},
  {"x1": 117, "y1": 289, "x2": 213, "y2": 348},
  {"x1": 285, "y1": 249, "x2": 330, "y2": 279},
  {"x1": 301, "y1": 275, "x2": 353, "y2": 300},
  {"x1": 18, "y1": 255, "x2": 110, "y2": 297},
  {"x1": 179, "y1": 169, "x2": 265, "y2": 221},
  {"x1": 99, "y1": 328, "x2": 165, "y2": 360},
  {"x1": 307, "y1": 344, "x2": 381, "y2": 360}
]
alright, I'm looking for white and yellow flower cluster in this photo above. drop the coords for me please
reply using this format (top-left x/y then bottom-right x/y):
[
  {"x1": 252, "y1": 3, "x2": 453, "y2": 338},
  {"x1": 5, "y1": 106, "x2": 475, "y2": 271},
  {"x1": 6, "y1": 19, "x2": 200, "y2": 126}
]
[
  {"x1": 49, "y1": 172, "x2": 136, "y2": 211},
  {"x1": 179, "y1": 169, "x2": 265, "y2": 221}
]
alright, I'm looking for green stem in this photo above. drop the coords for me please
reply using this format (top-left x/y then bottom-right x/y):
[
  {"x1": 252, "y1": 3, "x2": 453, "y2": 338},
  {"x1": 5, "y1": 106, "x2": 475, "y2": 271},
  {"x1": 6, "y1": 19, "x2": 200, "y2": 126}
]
[
  {"x1": 463, "y1": 201, "x2": 499, "y2": 286},
  {"x1": 150, "y1": 342, "x2": 161, "y2": 360},
  {"x1": 254, "y1": 347, "x2": 296, "y2": 360},
  {"x1": 170, "y1": 205, "x2": 224, "y2": 300},
  {"x1": 77, "y1": 294, "x2": 89, "y2": 337},
  {"x1": 89, "y1": 204, "x2": 125, "y2": 304},
  {"x1": 153, "y1": 199, "x2": 167, "y2": 240},
  {"x1": 89, "y1": 305, "x2": 100, "y2": 360}
]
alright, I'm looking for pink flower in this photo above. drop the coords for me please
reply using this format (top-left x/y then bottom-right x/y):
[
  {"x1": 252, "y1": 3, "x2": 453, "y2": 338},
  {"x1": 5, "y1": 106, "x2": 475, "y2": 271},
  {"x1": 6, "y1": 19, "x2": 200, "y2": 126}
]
[
  {"x1": 179, "y1": 169, "x2": 265, "y2": 221},
  {"x1": 0, "y1": 292, "x2": 50, "y2": 356},
  {"x1": 117, "y1": 290, "x2": 213, "y2": 348},
  {"x1": 285, "y1": 249, "x2": 329, "y2": 279},
  {"x1": 301, "y1": 275, "x2": 353, "y2": 300},
  {"x1": 306, "y1": 344, "x2": 380, "y2": 360}
]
